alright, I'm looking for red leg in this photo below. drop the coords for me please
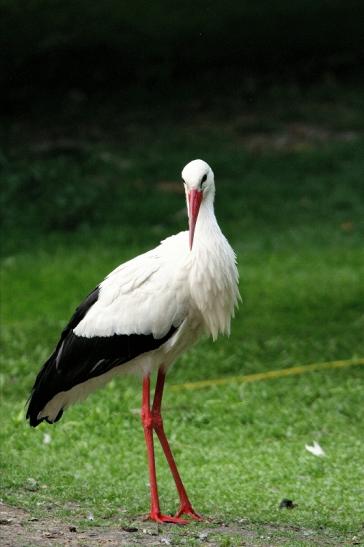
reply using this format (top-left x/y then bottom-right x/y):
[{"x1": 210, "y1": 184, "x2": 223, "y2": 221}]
[
  {"x1": 141, "y1": 375, "x2": 188, "y2": 524},
  {"x1": 151, "y1": 369, "x2": 202, "y2": 521}
]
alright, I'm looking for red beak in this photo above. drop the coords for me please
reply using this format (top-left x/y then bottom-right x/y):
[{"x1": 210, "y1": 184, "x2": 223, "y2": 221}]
[{"x1": 188, "y1": 189, "x2": 203, "y2": 250}]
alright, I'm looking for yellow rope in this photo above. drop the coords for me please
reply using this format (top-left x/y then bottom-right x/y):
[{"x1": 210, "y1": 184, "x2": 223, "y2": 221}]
[{"x1": 170, "y1": 357, "x2": 364, "y2": 392}]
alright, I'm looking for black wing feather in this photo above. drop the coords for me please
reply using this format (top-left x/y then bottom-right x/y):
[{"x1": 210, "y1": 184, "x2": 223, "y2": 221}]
[{"x1": 26, "y1": 286, "x2": 177, "y2": 427}]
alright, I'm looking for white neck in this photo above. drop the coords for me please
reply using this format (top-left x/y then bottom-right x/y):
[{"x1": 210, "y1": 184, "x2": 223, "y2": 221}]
[
  {"x1": 188, "y1": 191, "x2": 240, "y2": 340},
  {"x1": 192, "y1": 191, "x2": 220, "y2": 250}
]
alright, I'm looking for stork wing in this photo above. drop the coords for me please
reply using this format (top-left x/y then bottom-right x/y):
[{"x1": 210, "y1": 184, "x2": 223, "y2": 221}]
[
  {"x1": 74, "y1": 233, "x2": 189, "y2": 339},
  {"x1": 26, "y1": 233, "x2": 190, "y2": 426}
]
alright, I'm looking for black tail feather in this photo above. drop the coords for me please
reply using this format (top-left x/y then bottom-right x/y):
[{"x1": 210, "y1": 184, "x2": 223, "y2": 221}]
[
  {"x1": 26, "y1": 351, "x2": 62, "y2": 427},
  {"x1": 26, "y1": 287, "x2": 100, "y2": 427}
]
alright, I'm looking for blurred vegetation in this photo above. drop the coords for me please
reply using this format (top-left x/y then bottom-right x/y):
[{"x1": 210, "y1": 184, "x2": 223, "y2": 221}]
[
  {"x1": 1, "y1": 0, "x2": 364, "y2": 100},
  {"x1": 2, "y1": 82, "x2": 364, "y2": 256}
]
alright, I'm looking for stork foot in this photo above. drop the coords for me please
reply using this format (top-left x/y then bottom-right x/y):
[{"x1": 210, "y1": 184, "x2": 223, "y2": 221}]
[
  {"x1": 148, "y1": 512, "x2": 189, "y2": 525},
  {"x1": 175, "y1": 505, "x2": 203, "y2": 521}
]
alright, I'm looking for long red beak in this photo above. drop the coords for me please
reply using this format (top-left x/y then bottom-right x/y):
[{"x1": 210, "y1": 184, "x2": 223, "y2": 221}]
[{"x1": 188, "y1": 189, "x2": 203, "y2": 250}]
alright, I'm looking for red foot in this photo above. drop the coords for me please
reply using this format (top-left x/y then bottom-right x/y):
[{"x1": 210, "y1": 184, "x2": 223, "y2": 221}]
[
  {"x1": 175, "y1": 505, "x2": 203, "y2": 521},
  {"x1": 148, "y1": 512, "x2": 189, "y2": 525}
]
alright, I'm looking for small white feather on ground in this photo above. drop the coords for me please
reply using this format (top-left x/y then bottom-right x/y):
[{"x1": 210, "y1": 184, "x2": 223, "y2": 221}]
[{"x1": 305, "y1": 441, "x2": 325, "y2": 457}]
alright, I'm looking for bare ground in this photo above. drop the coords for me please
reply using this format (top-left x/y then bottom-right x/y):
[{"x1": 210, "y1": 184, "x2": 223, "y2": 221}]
[{"x1": 1, "y1": 502, "x2": 360, "y2": 546}]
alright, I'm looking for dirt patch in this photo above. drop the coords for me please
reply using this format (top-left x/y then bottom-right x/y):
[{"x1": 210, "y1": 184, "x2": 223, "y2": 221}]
[
  {"x1": 0, "y1": 502, "x2": 357, "y2": 546},
  {"x1": 0, "y1": 503, "x2": 155, "y2": 546}
]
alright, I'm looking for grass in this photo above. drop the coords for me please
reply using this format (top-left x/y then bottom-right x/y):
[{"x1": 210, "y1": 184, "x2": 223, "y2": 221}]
[{"x1": 1, "y1": 82, "x2": 364, "y2": 544}]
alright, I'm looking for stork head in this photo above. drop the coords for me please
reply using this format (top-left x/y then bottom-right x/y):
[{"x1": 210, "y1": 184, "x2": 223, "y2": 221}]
[{"x1": 181, "y1": 159, "x2": 215, "y2": 250}]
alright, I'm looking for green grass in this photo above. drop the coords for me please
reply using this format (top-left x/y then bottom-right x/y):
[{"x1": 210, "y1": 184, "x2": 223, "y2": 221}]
[{"x1": 1, "y1": 83, "x2": 364, "y2": 544}]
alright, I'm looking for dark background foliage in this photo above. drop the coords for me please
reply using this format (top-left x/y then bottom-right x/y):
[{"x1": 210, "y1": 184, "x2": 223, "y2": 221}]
[
  {"x1": 1, "y1": 0, "x2": 364, "y2": 98},
  {"x1": 1, "y1": 0, "x2": 363, "y2": 245}
]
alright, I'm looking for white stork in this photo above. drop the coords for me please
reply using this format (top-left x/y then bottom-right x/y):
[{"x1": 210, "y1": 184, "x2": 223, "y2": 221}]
[{"x1": 26, "y1": 159, "x2": 240, "y2": 524}]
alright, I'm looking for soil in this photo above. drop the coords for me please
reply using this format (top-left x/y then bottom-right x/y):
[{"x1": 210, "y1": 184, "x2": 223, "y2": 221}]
[{"x1": 1, "y1": 502, "x2": 357, "y2": 546}]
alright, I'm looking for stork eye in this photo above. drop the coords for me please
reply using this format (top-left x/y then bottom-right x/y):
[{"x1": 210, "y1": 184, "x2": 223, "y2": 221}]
[{"x1": 201, "y1": 174, "x2": 207, "y2": 183}]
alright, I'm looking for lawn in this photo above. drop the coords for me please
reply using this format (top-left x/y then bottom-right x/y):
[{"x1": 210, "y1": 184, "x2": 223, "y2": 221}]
[{"x1": 1, "y1": 82, "x2": 364, "y2": 545}]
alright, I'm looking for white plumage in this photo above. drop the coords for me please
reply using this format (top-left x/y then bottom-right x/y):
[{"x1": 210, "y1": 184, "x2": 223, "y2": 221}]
[
  {"x1": 82, "y1": 160, "x2": 238, "y2": 353},
  {"x1": 76, "y1": 158, "x2": 239, "y2": 358},
  {"x1": 74, "y1": 233, "x2": 190, "y2": 340},
  {"x1": 27, "y1": 159, "x2": 240, "y2": 524},
  {"x1": 41, "y1": 161, "x2": 239, "y2": 418}
]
